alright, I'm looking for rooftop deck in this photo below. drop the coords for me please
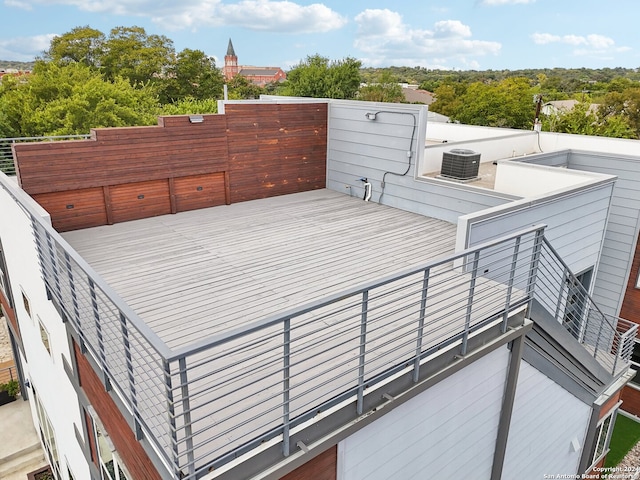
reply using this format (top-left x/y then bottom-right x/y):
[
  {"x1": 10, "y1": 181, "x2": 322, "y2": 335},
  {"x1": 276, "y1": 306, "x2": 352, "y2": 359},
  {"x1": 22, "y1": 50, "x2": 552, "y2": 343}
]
[{"x1": 63, "y1": 189, "x2": 457, "y2": 350}]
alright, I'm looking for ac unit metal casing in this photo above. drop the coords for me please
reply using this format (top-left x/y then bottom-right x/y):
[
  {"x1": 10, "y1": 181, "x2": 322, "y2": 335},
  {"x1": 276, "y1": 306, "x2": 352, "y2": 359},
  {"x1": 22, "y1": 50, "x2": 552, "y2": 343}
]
[{"x1": 440, "y1": 149, "x2": 481, "y2": 181}]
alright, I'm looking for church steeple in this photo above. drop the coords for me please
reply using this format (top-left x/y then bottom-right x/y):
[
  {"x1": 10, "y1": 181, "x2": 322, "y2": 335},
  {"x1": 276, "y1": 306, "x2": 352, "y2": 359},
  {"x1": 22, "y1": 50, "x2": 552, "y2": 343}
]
[
  {"x1": 224, "y1": 38, "x2": 239, "y2": 81},
  {"x1": 226, "y1": 38, "x2": 236, "y2": 57}
]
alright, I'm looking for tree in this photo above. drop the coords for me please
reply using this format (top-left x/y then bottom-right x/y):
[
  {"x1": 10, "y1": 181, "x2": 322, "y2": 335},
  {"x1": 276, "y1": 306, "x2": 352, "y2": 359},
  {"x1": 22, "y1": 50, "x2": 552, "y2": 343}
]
[
  {"x1": 429, "y1": 81, "x2": 466, "y2": 119},
  {"x1": 443, "y1": 77, "x2": 535, "y2": 129},
  {"x1": 284, "y1": 54, "x2": 361, "y2": 99},
  {"x1": 226, "y1": 75, "x2": 263, "y2": 100},
  {"x1": 599, "y1": 87, "x2": 640, "y2": 138},
  {"x1": 160, "y1": 97, "x2": 218, "y2": 115},
  {"x1": 101, "y1": 26, "x2": 175, "y2": 86},
  {"x1": 42, "y1": 26, "x2": 105, "y2": 67},
  {"x1": 160, "y1": 49, "x2": 224, "y2": 103},
  {"x1": 358, "y1": 71, "x2": 404, "y2": 103},
  {"x1": 0, "y1": 62, "x2": 159, "y2": 137}
]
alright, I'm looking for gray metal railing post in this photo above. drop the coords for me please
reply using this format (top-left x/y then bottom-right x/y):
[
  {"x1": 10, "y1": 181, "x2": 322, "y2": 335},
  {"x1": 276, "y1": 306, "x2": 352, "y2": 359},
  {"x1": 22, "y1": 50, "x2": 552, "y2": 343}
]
[
  {"x1": 89, "y1": 278, "x2": 110, "y2": 391},
  {"x1": 283, "y1": 318, "x2": 291, "y2": 456},
  {"x1": 164, "y1": 360, "x2": 180, "y2": 478},
  {"x1": 45, "y1": 231, "x2": 62, "y2": 307},
  {"x1": 120, "y1": 312, "x2": 142, "y2": 440},
  {"x1": 593, "y1": 309, "x2": 605, "y2": 358},
  {"x1": 461, "y1": 251, "x2": 480, "y2": 356},
  {"x1": 413, "y1": 269, "x2": 430, "y2": 382},
  {"x1": 554, "y1": 267, "x2": 568, "y2": 323},
  {"x1": 179, "y1": 357, "x2": 195, "y2": 476},
  {"x1": 526, "y1": 229, "x2": 545, "y2": 314},
  {"x1": 502, "y1": 237, "x2": 521, "y2": 333},
  {"x1": 65, "y1": 252, "x2": 80, "y2": 327},
  {"x1": 612, "y1": 335, "x2": 620, "y2": 375},
  {"x1": 357, "y1": 291, "x2": 368, "y2": 415}
]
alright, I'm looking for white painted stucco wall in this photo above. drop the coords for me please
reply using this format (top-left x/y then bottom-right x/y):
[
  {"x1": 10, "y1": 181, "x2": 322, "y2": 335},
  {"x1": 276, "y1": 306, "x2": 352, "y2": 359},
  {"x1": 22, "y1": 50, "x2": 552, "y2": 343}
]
[
  {"x1": 0, "y1": 174, "x2": 90, "y2": 480},
  {"x1": 337, "y1": 346, "x2": 510, "y2": 480}
]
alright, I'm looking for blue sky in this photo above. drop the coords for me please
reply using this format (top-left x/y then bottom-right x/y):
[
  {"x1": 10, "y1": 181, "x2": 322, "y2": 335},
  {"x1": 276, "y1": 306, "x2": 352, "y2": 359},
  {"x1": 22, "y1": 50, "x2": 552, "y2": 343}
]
[{"x1": 1, "y1": 0, "x2": 639, "y2": 71}]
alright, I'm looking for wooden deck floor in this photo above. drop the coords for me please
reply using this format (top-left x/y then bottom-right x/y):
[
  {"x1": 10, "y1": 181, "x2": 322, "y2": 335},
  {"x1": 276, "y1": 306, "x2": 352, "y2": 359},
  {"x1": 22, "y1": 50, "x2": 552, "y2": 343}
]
[{"x1": 63, "y1": 189, "x2": 457, "y2": 350}]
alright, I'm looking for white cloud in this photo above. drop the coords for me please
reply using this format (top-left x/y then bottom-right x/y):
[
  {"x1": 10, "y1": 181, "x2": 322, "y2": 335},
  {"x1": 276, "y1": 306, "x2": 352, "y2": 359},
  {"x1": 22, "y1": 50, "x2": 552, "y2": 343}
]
[
  {"x1": 532, "y1": 32, "x2": 617, "y2": 49},
  {"x1": 354, "y1": 9, "x2": 500, "y2": 68},
  {"x1": 0, "y1": 34, "x2": 56, "y2": 61},
  {"x1": 531, "y1": 31, "x2": 627, "y2": 59},
  {"x1": 4, "y1": 0, "x2": 33, "y2": 10},
  {"x1": 4, "y1": 0, "x2": 347, "y2": 33},
  {"x1": 480, "y1": 0, "x2": 536, "y2": 5}
]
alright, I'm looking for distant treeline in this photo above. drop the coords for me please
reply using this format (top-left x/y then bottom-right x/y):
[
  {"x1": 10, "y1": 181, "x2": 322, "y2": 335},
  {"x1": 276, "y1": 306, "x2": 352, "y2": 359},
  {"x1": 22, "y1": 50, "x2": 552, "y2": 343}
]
[
  {"x1": 361, "y1": 66, "x2": 640, "y2": 93},
  {"x1": 0, "y1": 60, "x2": 35, "y2": 71}
]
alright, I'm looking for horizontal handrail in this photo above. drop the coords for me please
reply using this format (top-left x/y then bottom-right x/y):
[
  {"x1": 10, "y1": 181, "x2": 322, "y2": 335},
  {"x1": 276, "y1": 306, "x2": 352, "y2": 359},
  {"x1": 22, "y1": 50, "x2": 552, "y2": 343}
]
[{"x1": 535, "y1": 237, "x2": 637, "y2": 376}]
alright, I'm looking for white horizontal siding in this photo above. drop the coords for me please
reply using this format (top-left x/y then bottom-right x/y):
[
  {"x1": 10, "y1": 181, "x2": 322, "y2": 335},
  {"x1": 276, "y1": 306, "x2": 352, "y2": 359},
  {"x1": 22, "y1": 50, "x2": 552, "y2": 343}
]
[
  {"x1": 502, "y1": 360, "x2": 590, "y2": 479},
  {"x1": 463, "y1": 181, "x2": 614, "y2": 275},
  {"x1": 327, "y1": 103, "x2": 512, "y2": 223},
  {"x1": 569, "y1": 151, "x2": 640, "y2": 317},
  {"x1": 338, "y1": 346, "x2": 510, "y2": 480}
]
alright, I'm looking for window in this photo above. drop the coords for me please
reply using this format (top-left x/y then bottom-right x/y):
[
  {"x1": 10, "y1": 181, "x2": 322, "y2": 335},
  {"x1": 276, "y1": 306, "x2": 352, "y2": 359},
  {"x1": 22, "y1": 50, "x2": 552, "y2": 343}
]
[
  {"x1": 87, "y1": 409, "x2": 132, "y2": 480},
  {"x1": 38, "y1": 315, "x2": 52, "y2": 356},
  {"x1": 33, "y1": 388, "x2": 61, "y2": 479},
  {"x1": 21, "y1": 289, "x2": 31, "y2": 318},
  {"x1": 590, "y1": 408, "x2": 616, "y2": 469},
  {"x1": 630, "y1": 339, "x2": 640, "y2": 387},
  {"x1": 0, "y1": 240, "x2": 13, "y2": 308}
]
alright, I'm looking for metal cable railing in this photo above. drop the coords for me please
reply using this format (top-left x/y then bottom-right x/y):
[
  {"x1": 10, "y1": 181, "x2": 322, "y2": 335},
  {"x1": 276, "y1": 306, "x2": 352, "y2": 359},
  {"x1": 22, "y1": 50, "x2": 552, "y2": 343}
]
[
  {"x1": 0, "y1": 135, "x2": 90, "y2": 175},
  {"x1": 6, "y1": 160, "x2": 636, "y2": 480},
  {"x1": 20, "y1": 169, "x2": 544, "y2": 478},
  {"x1": 534, "y1": 237, "x2": 637, "y2": 377},
  {"x1": 164, "y1": 226, "x2": 543, "y2": 477}
]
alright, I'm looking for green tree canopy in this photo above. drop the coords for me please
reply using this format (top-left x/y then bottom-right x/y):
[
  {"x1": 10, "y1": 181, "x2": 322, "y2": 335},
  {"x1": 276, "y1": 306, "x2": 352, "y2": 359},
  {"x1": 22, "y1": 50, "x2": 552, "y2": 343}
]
[
  {"x1": 226, "y1": 75, "x2": 263, "y2": 100},
  {"x1": 43, "y1": 25, "x2": 105, "y2": 67},
  {"x1": 160, "y1": 49, "x2": 224, "y2": 103},
  {"x1": 284, "y1": 54, "x2": 361, "y2": 99},
  {"x1": 0, "y1": 62, "x2": 159, "y2": 137},
  {"x1": 100, "y1": 26, "x2": 175, "y2": 86},
  {"x1": 358, "y1": 71, "x2": 404, "y2": 103},
  {"x1": 160, "y1": 97, "x2": 219, "y2": 115},
  {"x1": 432, "y1": 77, "x2": 535, "y2": 129}
]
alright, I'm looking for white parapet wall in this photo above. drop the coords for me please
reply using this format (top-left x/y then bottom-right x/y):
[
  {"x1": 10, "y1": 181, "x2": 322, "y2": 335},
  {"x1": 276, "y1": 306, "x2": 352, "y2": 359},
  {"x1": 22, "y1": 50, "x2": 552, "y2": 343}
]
[
  {"x1": 0, "y1": 173, "x2": 90, "y2": 479},
  {"x1": 493, "y1": 161, "x2": 606, "y2": 197}
]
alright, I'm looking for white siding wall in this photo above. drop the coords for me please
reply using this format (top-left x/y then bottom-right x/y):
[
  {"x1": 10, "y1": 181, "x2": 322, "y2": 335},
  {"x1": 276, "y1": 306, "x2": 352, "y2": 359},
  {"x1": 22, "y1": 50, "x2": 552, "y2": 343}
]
[
  {"x1": 567, "y1": 151, "x2": 640, "y2": 318},
  {"x1": 0, "y1": 175, "x2": 90, "y2": 479},
  {"x1": 458, "y1": 179, "x2": 615, "y2": 276},
  {"x1": 337, "y1": 346, "x2": 510, "y2": 480},
  {"x1": 502, "y1": 360, "x2": 591, "y2": 479},
  {"x1": 326, "y1": 101, "x2": 512, "y2": 223}
]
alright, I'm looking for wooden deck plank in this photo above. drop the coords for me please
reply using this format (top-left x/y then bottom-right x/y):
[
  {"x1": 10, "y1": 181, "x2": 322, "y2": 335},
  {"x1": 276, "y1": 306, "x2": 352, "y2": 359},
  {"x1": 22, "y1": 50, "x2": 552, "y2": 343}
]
[{"x1": 63, "y1": 189, "x2": 457, "y2": 350}]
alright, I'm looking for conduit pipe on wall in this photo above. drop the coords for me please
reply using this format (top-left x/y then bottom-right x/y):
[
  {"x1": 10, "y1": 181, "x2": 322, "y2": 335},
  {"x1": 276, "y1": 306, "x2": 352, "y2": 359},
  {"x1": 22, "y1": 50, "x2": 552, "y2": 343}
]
[{"x1": 360, "y1": 177, "x2": 372, "y2": 201}]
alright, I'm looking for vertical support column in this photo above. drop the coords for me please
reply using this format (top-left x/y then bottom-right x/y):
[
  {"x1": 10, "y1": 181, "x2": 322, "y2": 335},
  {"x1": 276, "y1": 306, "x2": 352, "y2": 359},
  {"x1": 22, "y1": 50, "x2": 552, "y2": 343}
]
[
  {"x1": 179, "y1": 356, "x2": 195, "y2": 476},
  {"x1": 89, "y1": 278, "x2": 110, "y2": 391},
  {"x1": 357, "y1": 291, "x2": 368, "y2": 415},
  {"x1": 502, "y1": 237, "x2": 521, "y2": 333},
  {"x1": 461, "y1": 251, "x2": 480, "y2": 356},
  {"x1": 413, "y1": 269, "x2": 430, "y2": 383},
  {"x1": 490, "y1": 333, "x2": 525, "y2": 480},
  {"x1": 120, "y1": 312, "x2": 142, "y2": 440},
  {"x1": 283, "y1": 318, "x2": 291, "y2": 457},
  {"x1": 164, "y1": 359, "x2": 180, "y2": 478}
]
